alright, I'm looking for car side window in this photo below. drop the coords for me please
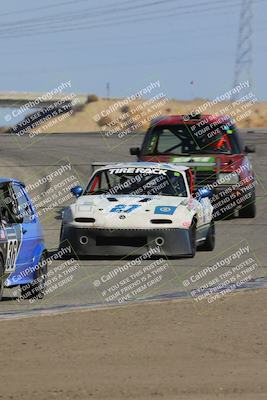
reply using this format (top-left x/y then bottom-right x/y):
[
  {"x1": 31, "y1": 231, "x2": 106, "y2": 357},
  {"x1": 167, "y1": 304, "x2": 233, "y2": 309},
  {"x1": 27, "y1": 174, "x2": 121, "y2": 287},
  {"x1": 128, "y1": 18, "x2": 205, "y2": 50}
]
[
  {"x1": 236, "y1": 132, "x2": 245, "y2": 153},
  {"x1": 0, "y1": 184, "x2": 17, "y2": 224},
  {"x1": 12, "y1": 184, "x2": 34, "y2": 223},
  {"x1": 157, "y1": 129, "x2": 182, "y2": 153}
]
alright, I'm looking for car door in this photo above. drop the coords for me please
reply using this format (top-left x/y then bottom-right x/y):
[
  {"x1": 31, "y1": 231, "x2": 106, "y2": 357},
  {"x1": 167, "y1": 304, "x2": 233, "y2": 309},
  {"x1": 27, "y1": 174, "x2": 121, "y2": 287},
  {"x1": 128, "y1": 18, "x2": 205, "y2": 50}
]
[
  {"x1": 0, "y1": 183, "x2": 22, "y2": 274},
  {"x1": 11, "y1": 183, "x2": 40, "y2": 268}
]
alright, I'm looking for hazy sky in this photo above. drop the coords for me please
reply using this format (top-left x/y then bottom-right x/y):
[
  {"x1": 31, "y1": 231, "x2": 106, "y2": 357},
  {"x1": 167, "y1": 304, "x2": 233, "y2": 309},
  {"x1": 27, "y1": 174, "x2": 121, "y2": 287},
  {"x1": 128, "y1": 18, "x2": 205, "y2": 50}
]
[{"x1": 0, "y1": 0, "x2": 266, "y2": 102}]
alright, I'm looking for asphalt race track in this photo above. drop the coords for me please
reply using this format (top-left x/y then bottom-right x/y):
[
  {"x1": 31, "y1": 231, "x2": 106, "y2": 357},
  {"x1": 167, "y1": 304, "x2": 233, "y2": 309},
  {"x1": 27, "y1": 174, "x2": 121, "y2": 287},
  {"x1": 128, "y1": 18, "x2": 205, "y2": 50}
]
[{"x1": 0, "y1": 130, "x2": 266, "y2": 318}]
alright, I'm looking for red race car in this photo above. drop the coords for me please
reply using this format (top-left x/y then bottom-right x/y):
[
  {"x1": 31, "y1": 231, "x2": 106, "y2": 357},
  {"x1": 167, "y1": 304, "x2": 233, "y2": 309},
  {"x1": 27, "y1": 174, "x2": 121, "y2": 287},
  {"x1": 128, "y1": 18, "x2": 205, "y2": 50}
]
[{"x1": 130, "y1": 114, "x2": 256, "y2": 218}]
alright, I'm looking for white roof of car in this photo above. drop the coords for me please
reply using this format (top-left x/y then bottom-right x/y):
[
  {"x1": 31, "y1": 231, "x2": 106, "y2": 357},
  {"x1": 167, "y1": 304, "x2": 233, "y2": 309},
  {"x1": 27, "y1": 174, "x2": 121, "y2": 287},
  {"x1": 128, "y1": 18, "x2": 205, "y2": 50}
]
[{"x1": 96, "y1": 162, "x2": 189, "y2": 172}]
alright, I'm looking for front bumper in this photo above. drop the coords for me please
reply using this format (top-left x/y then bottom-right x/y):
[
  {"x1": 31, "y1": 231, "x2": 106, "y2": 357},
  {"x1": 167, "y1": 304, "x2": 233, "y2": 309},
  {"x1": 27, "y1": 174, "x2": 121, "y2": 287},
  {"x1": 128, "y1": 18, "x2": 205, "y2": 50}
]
[{"x1": 61, "y1": 226, "x2": 193, "y2": 257}]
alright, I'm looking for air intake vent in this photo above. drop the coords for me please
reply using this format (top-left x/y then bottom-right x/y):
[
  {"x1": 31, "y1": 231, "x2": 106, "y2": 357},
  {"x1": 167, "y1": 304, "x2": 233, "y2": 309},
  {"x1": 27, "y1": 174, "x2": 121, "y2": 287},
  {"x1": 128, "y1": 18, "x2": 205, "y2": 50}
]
[
  {"x1": 107, "y1": 197, "x2": 118, "y2": 202},
  {"x1": 75, "y1": 217, "x2": 95, "y2": 223},
  {"x1": 150, "y1": 219, "x2": 172, "y2": 224}
]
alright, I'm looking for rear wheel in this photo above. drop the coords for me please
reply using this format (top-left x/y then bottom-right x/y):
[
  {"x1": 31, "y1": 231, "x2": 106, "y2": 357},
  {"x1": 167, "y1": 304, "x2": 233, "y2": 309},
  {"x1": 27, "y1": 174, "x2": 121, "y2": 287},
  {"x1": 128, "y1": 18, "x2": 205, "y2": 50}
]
[
  {"x1": 0, "y1": 257, "x2": 4, "y2": 301},
  {"x1": 239, "y1": 193, "x2": 256, "y2": 218},
  {"x1": 201, "y1": 222, "x2": 215, "y2": 251},
  {"x1": 21, "y1": 253, "x2": 47, "y2": 300},
  {"x1": 59, "y1": 224, "x2": 63, "y2": 242}
]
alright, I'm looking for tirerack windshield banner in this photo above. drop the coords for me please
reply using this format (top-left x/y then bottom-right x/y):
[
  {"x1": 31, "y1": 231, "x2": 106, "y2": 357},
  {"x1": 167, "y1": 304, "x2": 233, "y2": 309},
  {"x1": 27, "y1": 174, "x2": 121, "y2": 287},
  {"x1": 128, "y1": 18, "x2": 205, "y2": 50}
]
[{"x1": 108, "y1": 167, "x2": 167, "y2": 175}]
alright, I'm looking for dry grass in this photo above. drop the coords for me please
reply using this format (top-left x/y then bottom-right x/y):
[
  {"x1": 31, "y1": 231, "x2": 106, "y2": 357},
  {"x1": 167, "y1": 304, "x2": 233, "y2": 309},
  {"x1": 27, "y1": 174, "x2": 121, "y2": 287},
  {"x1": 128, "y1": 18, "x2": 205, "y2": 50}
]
[{"x1": 21, "y1": 97, "x2": 267, "y2": 133}]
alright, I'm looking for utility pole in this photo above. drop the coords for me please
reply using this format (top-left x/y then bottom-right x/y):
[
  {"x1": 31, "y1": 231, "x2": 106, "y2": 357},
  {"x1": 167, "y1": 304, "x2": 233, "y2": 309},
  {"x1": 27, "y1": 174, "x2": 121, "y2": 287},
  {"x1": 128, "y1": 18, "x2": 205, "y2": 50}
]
[
  {"x1": 232, "y1": 0, "x2": 253, "y2": 99},
  {"x1": 106, "y1": 82, "x2": 110, "y2": 99}
]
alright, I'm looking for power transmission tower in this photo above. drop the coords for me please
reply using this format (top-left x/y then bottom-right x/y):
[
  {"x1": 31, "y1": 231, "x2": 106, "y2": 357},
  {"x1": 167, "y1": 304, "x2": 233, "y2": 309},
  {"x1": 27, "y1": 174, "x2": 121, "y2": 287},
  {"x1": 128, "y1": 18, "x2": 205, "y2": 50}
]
[{"x1": 232, "y1": 0, "x2": 253, "y2": 98}]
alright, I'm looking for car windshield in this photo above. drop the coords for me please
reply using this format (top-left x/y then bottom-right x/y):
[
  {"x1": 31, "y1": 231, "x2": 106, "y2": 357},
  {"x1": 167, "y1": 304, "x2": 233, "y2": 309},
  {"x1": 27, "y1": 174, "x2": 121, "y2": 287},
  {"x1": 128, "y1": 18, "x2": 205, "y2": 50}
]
[
  {"x1": 84, "y1": 167, "x2": 188, "y2": 197},
  {"x1": 143, "y1": 124, "x2": 235, "y2": 155}
]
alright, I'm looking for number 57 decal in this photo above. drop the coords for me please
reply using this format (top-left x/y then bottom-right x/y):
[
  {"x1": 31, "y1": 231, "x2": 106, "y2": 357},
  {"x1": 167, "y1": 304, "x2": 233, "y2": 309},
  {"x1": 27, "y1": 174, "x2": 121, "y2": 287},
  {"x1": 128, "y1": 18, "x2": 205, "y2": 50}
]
[{"x1": 110, "y1": 204, "x2": 141, "y2": 213}]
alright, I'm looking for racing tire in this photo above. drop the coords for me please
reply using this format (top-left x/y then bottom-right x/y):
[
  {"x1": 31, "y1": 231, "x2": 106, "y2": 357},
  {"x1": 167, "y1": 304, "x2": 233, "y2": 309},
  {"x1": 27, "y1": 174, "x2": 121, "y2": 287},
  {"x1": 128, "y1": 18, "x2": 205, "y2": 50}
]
[
  {"x1": 20, "y1": 252, "x2": 47, "y2": 300},
  {"x1": 188, "y1": 219, "x2": 197, "y2": 258},
  {"x1": 200, "y1": 222, "x2": 215, "y2": 251},
  {"x1": 239, "y1": 194, "x2": 256, "y2": 218},
  {"x1": 0, "y1": 256, "x2": 4, "y2": 302}
]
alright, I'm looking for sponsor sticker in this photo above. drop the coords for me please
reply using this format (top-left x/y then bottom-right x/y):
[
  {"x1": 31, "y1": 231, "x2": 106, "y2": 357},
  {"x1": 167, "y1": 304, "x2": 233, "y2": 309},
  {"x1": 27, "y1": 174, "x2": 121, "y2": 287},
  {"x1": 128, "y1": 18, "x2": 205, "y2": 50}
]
[
  {"x1": 108, "y1": 168, "x2": 167, "y2": 175},
  {"x1": 110, "y1": 204, "x2": 141, "y2": 213},
  {"x1": 154, "y1": 206, "x2": 177, "y2": 215}
]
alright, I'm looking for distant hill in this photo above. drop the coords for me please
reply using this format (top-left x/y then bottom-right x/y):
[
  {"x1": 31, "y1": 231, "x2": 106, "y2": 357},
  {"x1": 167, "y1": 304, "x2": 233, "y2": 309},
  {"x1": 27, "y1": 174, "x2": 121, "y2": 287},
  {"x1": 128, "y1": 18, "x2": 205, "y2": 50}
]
[{"x1": 2, "y1": 96, "x2": 267, "y2": 134}]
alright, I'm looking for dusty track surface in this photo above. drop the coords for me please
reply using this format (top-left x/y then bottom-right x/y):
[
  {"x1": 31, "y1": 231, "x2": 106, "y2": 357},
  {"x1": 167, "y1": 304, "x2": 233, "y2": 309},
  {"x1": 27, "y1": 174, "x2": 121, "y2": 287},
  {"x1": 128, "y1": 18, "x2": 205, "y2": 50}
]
[
  {"x1": 0, "y1": 290, "x2": 267, "y2": 400},
  {"x1": 0, "y1": 130, "x2": 266, "y2": 399},
  {"x1": 0, "y1": 130, "x2": 266, "y2": 316}
]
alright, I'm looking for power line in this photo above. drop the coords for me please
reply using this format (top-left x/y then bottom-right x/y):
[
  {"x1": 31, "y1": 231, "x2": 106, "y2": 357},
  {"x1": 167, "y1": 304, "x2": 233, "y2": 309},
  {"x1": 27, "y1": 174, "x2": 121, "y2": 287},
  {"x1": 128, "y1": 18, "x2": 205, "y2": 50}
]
[
  {"x1": 0, "y1": 0, "x2": 86, "y2": 17},
  {"x1": 0, "y1": 0, "x2": 143, "y2": 18},
  {"x1": 1, "y1": 0, "x2": 265, "y2": 39},
  {"x1": 0, "y1": 0, "x2": 251, "y2": 31},
  {"x1": 0, "y1": 18, "x2": 245, "y2": 57},
  {"x1": 0, "y1": 0, "x2": 179, "y2": 27}
]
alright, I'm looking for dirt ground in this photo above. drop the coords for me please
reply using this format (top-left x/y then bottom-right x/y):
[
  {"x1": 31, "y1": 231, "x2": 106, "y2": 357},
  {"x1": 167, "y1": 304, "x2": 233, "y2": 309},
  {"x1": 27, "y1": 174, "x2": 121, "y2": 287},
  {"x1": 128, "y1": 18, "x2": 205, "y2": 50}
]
[{"x1": 0, "y1": 289, "x2": 266, "y2": 400}]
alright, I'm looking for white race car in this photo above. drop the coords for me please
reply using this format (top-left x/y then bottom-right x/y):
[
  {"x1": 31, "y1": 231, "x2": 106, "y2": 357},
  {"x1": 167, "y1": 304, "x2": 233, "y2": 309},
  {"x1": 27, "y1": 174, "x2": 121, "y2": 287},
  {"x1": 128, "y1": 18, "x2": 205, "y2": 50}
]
[{"x1": 60, "y1": 162, "x2": 215, "y2": 258}]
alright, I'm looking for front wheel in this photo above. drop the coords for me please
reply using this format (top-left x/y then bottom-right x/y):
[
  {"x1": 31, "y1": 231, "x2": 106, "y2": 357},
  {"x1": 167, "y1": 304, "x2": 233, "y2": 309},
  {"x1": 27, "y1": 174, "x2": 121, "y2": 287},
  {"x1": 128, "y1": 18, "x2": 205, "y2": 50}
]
[
  {"x1": 189, "y1": 220, "x2": 197, "y2": 258},
  {"x1": 20, "y1": 253, "x2": 47, "y2": 300},
  {"x1": 201, "y1": 222, "x2": 215, "y2": 251},
  {"x1": 239, "y1": 194, "x2": 256, "y2": 218}
]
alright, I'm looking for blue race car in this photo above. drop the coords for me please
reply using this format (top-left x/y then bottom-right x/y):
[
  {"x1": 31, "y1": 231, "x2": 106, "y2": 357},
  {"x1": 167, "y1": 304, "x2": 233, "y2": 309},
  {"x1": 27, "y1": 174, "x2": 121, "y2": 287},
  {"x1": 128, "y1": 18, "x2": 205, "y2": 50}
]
[{"x1": 0, "y1": 178, "x2": 47, "y2": 301}]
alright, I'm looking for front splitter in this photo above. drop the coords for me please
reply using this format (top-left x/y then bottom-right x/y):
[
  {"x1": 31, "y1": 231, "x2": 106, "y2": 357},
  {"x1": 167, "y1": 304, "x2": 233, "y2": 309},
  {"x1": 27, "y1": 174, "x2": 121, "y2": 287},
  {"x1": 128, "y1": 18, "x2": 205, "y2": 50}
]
[{"x1": 60, "y1": 226, "x2": 193, "y2": 258}]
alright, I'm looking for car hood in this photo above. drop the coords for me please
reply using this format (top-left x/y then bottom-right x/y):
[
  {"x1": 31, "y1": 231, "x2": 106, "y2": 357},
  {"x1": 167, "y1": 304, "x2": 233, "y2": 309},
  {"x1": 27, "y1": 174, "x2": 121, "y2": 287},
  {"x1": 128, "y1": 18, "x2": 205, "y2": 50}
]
[{"x1": 65, "y1": 195, "x2": 194, "y2": 229}]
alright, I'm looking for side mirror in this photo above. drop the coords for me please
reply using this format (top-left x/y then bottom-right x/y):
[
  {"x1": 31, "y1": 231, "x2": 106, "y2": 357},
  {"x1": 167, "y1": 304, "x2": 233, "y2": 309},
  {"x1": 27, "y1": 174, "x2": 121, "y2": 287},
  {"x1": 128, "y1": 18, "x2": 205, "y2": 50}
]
[
  {"x1": 130, "y1": 147, "x2": 140, "y2": 156},
  {"x1": 71, "y1": 186, "x2": 83, "y2": 198},
  {"x1": 197, "y1": 188, "x2": 213, "y2": 199},
  {"x1": 244, "y1": 145, "x2": 255, "y2": 153}
]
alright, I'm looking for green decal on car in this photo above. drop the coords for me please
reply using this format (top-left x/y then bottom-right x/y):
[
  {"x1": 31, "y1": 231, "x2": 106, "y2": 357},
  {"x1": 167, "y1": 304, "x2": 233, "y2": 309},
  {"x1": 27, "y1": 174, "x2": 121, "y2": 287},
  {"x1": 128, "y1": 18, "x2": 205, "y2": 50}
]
[{"x1": 171, "y1": 156, "x2": 215, "y2": 171}]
